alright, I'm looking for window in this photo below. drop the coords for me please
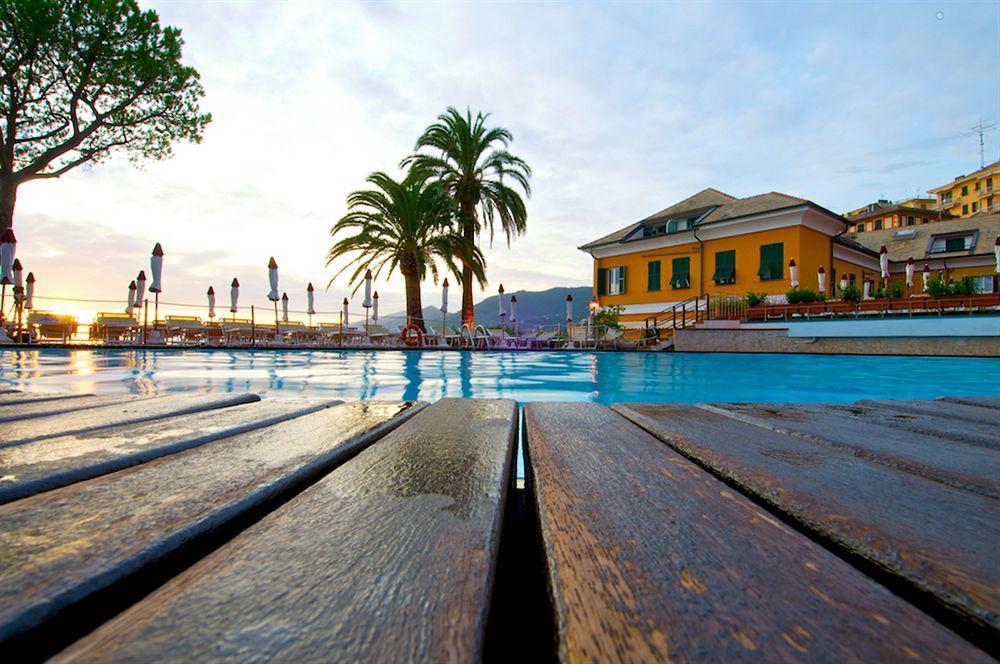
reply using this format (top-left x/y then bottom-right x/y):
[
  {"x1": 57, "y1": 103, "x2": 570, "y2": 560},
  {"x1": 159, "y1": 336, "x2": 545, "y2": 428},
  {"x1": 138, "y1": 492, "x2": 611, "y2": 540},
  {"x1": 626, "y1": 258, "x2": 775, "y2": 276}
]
[
  {"x1": 907, "y1": 216, "x2": 915, "y2": 226},
  {"x1": 712, "y1": 250, "x2": 736, "y2": 285},
  {"x1": 962, "y1": 204, "x2": 969, "y2": 215},
  {"x1": 757, "y1": 243, "x2": 783, "y2": 281},
  {"x1": 988, "y1": 177, "x2": 994, "y2": 188},
  {"x1": 666, "y1": 220, "x2": 677, "y2": 234},
  {"x1": 856, "y1": 225, "x2": 864, "y2": 233},
  {"x1": 928, "y1": 234, "x2": 974, "y2": 253},
  {"x1": 647, "y1": 260, "x2": 661, "y2": 291},
  {"x1": 849, "y1": 273, "x2": 857, "y2": 286},
  {"x1": 972, "y1": 276, "x2": 995, "y2": 293},
  {"x1": 961, "y1": 185, "x2": 968, "y2": 196},
  {"x1": 605, "y1": 266, "x2": 626, "y2": 294},
  {"x1": 972, "y1": 202, "x2": 978, "y2": 213},
  {"x1": 874, "y1": 219, "x2": 883, "y2": 230},
  {"x1": 975, "y1": 182, "x2": 981, "y2": 191},
  {"x1": 670, "y1": 257, "x2": 691, "y2": 289}
]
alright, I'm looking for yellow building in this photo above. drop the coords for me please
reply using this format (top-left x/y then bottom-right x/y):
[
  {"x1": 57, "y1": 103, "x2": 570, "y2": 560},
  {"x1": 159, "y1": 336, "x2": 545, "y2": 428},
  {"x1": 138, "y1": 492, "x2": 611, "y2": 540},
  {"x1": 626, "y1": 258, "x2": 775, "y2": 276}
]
[
  {"x1": 845, "y1": 201, "x2": 955, "y2": 233},
  {"x1": 928, "y1": 160, "x2": 1000, "y2": 218},
  {"x1": 579, "y1": 188, "x2": 878, "y2": 328}
]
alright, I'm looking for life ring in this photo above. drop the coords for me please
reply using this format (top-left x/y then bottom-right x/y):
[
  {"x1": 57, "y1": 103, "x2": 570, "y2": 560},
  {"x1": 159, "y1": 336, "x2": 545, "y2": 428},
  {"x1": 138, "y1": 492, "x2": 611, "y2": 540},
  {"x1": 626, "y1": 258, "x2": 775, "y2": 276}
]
[{"x1": 401, "y1": 324, "x2": 423, "y2": 347}]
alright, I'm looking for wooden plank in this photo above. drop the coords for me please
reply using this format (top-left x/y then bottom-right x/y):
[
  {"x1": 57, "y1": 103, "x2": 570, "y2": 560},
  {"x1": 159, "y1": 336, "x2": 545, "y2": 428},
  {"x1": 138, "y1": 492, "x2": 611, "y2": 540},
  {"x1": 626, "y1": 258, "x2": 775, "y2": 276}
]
[
  {"x1": 0, "y1": 394, "x2": 141, "y2": 423},
  {"x1": 0, "y1": 392, "x2": 260, "y2": 449},
  {"x1": 701, "y1": 402, "x2": 1000, "y2": 498},
  {"x1": 0, "y1": 398, "x2": 342, "y2": 504},
  {"x1": 858, "y1": 398, "x2": 1000, "y2": 428},
  {"x1": 54, "y1": 398, "x2": 517, "y2": 663},
  {"x1": 524, "y1": 403, "x2": 985, "y2": 661},
  {"x1": 939, "y1": 396, "x2": 1000, "y2": 410},
  {"x1": 0, "y1": 400, "x2": 424, "y2": 645},
  {"x1": 615, "y1": 403, "x2": 1000, "y2": 637},
  {"x1": 0, "y1": 392, "x2": 93, "y2": 407}
]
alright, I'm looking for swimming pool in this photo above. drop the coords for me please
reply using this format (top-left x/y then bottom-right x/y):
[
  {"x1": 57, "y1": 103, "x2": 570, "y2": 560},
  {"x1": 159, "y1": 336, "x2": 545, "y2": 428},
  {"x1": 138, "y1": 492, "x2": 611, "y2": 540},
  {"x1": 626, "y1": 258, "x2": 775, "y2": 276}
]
[{"x1": 1, "y1": 348, "x2": 997, "y2": 404}]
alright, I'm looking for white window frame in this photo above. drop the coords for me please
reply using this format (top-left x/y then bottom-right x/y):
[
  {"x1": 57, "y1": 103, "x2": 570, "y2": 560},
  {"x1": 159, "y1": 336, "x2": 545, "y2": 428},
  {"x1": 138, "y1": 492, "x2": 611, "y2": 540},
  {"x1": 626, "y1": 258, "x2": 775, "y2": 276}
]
[
  {"x1": 608, "y1": 266, "x2": 623, "y2": 295},
  {"x1": 972, "y1": 276, "x2": 995, "y2": 293}
]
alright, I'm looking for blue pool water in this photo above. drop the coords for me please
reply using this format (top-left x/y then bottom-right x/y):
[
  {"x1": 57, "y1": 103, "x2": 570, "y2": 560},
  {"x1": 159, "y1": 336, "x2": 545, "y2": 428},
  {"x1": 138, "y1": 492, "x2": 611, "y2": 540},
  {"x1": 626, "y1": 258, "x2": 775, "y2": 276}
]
[{"x1": 1, "y1": 348, "x2": 998, "y2": 404}]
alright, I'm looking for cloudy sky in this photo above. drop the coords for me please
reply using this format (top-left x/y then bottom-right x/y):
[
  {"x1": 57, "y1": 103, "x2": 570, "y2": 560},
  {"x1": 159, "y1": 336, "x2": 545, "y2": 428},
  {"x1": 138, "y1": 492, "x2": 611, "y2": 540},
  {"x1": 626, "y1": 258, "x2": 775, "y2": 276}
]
[{"x1": 12, "y1": 0, "x2": 1000, "y2": 322}]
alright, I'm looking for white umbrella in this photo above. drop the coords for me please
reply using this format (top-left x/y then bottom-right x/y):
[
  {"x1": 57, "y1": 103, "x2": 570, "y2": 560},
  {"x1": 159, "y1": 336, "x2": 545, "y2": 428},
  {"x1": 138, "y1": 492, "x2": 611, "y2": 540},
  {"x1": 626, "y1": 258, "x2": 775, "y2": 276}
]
[
  {"x1": 126, "y1": 280, "x2": 136, "y2": 316},
  {"x1": 373, "y1": 291, "x2": 379, "y2": 323},
  {"x1": 863, "y1": 279, "x2": 872, "y2": 300},
  {"x1": 230, "y1": 278, "x2": 240, "y2": 315},
  {"x1": 12, "y1": 258, "x2": 22, "y2": 293},
  {"x1": 267, "y1": 257, "x2": 279, "y2": 301},
  {"x1": 0, "y1": 227, "x2": 16, "y2": 284},
  {"x1": 839, "y1": 275, "x2": 848, "y2": 295},
  {"x1": 306, "y1": 283, "x2": 316, "y2": 315},
  {"x1": 135, "y1": 271, "x2": 147, "y2": 309},
  {"x1": 510, "y1": 294, "x2": 518, "y2": 323},
  {"x1": 343, "y1": 297, "x2": 349, "y2": 327},
  {"x1": 995, "y1": 236, "x2": 1000, "y2": 274},
  {"x1": 207, "y1": 286, "x2": 216, "y2": 319},
  {"x1": 905, "y1": 258, "x2": 914, "y2": 288},
  {"x1": 363, "y1": 269, "x2": 372, "y2": 308},
  {"x1": 440, "y1": 278, "x2": 448, "y2": 333},
  {"x1": 817, "y1": 265, "x2": 826, "y2": 294},
  {"x1": 498, "y1": 284, "x2": 505, "y2": 318},
  {"x1": 879, "y1": 245, "x2": 890, "y2": 279},
  {"x1": 922, "y1": 265, "x2": 930, "y2": 292},
  {"x1": 281, "y1": 292, "x2": 289, "y2": 322},
  {"x1": 566, "y1": 293, "x2": 574, "y2": 323},
  {"x1": 25, "y1": 272, "x2": 34, "y2": 309},
  {"x1": 788, "y1": 258, "x2": 799, "y2": 288},
  {"x1": 149, "y1": 244, "x2": 163, "y2": 293}
]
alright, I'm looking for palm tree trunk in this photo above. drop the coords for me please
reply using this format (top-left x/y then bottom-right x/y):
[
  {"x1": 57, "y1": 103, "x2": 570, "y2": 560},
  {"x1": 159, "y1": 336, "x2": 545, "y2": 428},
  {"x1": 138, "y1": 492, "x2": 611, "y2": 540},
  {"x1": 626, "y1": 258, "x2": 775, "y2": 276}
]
[
  {"x1": 460, "y1": 200, "x2": 476, "y2": 330},
  {"x1": 403, "y1": 269, "x2": 425, "y2": 333}
]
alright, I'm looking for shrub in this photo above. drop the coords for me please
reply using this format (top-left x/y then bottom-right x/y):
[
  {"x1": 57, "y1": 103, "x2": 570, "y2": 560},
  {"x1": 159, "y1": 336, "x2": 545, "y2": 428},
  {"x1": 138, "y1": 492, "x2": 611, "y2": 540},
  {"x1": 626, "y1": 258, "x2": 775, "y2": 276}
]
[
  {"x1": 594, "y1": 305, "x2": 624, "y2": 330},
  {"x1": 786, "y1": 288, "x2": 826, "y2": 304},
  {"x1": 926, "y1": 276, "x2": 949, "y2": 297},
  {"x1": 870, "y1": 284, "x2": 886, "y2": 299},
  {"x1": 744, "y1": 291, "x2": 768, "y2": 307},
  {"x1": 952, "y1": 277, "x2": 979, "y2": 296},
  {"x1": 840, "y1": 284, "x2": 861, "y2": 302},
  {"x1": 884, "y1": 281, "x2": 905, "y2": 299}
]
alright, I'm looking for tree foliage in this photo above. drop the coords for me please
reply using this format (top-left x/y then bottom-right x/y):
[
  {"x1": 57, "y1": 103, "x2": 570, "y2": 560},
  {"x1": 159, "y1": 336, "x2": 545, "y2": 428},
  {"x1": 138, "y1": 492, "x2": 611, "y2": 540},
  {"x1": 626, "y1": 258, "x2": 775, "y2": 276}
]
[{"x1": 0, "y1": 0, "x2": 210, "y2": 226}]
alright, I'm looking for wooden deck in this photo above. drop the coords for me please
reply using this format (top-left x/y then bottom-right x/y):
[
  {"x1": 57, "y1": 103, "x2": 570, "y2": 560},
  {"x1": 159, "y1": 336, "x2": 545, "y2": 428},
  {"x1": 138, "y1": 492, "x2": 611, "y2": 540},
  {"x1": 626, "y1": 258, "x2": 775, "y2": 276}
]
[{"x1": 0, "y1": 392, "x2": 995, "y2": 661}]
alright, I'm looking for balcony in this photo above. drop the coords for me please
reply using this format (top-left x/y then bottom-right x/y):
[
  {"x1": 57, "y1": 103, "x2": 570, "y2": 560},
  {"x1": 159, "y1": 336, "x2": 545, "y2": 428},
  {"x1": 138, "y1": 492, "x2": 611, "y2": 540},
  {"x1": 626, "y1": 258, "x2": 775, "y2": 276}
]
[{"x1": 934, "y1": 198, "x2": 956, "y2": 210}]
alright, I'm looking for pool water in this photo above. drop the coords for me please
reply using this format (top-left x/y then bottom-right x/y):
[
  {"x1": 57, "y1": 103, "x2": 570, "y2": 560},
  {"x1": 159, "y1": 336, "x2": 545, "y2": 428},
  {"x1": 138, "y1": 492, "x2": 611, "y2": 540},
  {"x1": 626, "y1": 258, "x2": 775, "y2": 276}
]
[{"x1": 1, "y1": 348, "x2": 998, "y2": 404}]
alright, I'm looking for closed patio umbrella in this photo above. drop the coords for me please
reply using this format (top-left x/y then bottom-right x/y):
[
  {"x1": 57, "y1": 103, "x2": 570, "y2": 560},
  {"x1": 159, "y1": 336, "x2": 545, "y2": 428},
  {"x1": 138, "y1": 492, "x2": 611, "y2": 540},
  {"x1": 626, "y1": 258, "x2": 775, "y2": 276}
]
[
  {"x1": 441, "y1": 278, "x2": 449, "y2": 334},
  {"x1": 510, "y1": 294, "x2": 518, "y2": 335},
  {"x1": 127, "y1": 280, "x2": 137, "y2": 316},
  {"x1": 149, "y1": 243, "x2": 163, "y2": 321},
  {"x1": 267, "y1": 257, "x2": 279, "y2": 325},
  {"x1": 363, "y1": 269, "x2": 372, "y2": 333},
  {"x1": 281, "y1": 292, "x2": 289, "y2": 322},
  {"x1": 862, "y1": 279, "x2": 872, "y2": 300},
  {"x1": 343, "y1": 297, "x2": 349, "y2": 327},
  {"x1": 230, "y1": 278, "x2": 240, "y2": 319},
  {"x1": 25, "y1": 272, "x2": 35, "y2": 309},
  {"x1": 566, "y1": 293, "x2": 573, "y2": 324},
  {"x1": 135, "y1": 271, "x2": 146, "y2": 310},
  {"x1": 12, "y1": 258, "x2": 22, "y2": 293},
  {"x1": 817, "y1": 265, "x2": 826, "y2": 294},
  {"x1": 207, "y1": 286, "x2": 216, "y2": 319},
  {"x1": 373, "y1": 291, "x2": 379, "y2": 323},
  {"x1": 306, "y1": 283, "x2": 316, "y2": 326},
  {"x1": 995, "y1": 236, "x2": 999, "y2": 273},
  {"x1": 879, "y1": 246, "x2": 890, "y2": 279},
  {"x1": 905, "y1": 258, "x2": 915, "y2": 288},
  {"x1": 788, "y1": 258, "x2": 799, "y2": 288},
  {"x1": 0, "y1": 228, "x2": 15, "y2": 322},
  {"x1": 838, "y1": 275, "x2": 847, "y2": 295},
  {"x1": 922, "y1": 265, "x2": 930, "y2": 292}
]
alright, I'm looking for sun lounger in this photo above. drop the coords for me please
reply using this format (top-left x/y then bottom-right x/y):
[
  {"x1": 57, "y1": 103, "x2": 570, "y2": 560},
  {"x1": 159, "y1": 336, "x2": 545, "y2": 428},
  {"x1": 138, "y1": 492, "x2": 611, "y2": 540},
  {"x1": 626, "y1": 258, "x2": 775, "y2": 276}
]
[
  {"x1": 365, "y1": 324, "x2": 397, "y2": 346},
  {"x1": 562, "y1": 323, "x2": 594, "y2": 350},
  {"x1": 27, "y1": 311, "x2": 78, "y2": 343},
  {"x1": 276, "y1": 321, "x2": 316, "y2": 345},
  {"x1": 164, "y1": 316, "x2": 208, "y2": 344},
  {"x1": 90, "y1": 312, "x2": 140, "y2": 344},
  {"x1": 220, "y1": 319, "x2": 254, "y2": 345}
]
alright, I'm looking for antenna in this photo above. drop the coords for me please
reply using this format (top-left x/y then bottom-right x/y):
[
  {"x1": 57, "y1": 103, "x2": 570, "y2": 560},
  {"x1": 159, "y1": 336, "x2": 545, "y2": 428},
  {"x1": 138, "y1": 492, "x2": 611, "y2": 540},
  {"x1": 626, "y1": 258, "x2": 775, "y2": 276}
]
[{"x1": 965, "y1": 119, "x2": 996, "y2": 168}]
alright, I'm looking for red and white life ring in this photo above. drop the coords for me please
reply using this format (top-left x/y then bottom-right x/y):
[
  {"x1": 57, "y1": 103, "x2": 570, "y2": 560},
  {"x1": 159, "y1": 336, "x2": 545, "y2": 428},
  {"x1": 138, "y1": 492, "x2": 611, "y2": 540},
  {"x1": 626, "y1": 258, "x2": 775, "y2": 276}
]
[{"x1": 401, "y1": 324, "x2": 424, "y2": 347}]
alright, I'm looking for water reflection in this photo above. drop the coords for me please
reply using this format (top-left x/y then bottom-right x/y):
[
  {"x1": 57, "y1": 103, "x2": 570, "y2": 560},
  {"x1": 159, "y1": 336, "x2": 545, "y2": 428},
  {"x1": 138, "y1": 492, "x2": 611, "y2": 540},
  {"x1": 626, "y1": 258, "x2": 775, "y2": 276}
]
[{"x1": 0, "y1": 348, "x2": 997, "y2": 405}]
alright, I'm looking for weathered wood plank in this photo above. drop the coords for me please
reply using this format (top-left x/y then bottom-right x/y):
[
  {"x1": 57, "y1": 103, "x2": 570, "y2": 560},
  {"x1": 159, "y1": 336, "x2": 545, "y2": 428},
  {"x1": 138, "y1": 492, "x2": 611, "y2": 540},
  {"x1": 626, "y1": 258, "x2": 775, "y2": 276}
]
[
  {"x1": 0, "y1": 400, "x2": 423, "y2": 645},
  {"x1": 0, "y1": 392, "x2": 260, "y2": 449},
  {"x1": 858, "y1": 398, "x2": 1000, "y2": 428},
  {"x1": 939, "y1": 396, "x2": 1000, "y2": 410},
  {"x1": 701, "y1": 402, "x2": 1000, "y2": 497},
  {"x1": 615, "y1": 403, "x2": 1000, "y2": 637},
  {"x1": 525, "y1": 403, "x2": 985, "y2": 661},
  {"x1": 0, "y1": 392, "x2": 93, "y2": 407},
  {"x1": 0, "y1": 398, "x2": 342, "y2": 504},
  {"x1": 54, "y1": 398, "x2": 517, "y2": 663},
  {"x1": 0, "y1": 394, "x2": 140, "y2": 423}
]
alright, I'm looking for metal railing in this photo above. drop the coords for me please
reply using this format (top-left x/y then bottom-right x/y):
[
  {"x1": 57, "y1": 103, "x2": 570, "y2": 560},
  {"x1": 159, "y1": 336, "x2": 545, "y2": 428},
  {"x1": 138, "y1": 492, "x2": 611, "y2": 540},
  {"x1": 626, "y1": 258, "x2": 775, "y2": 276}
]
[{"x1": 744, "y1": 292, "x2": 1000, "y2": 320}]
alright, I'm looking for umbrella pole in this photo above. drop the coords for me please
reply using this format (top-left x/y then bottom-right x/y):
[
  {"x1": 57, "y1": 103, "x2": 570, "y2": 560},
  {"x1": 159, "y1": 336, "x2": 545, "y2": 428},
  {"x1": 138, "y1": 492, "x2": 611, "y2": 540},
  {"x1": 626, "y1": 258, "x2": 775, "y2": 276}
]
[
  {"x1": 365, "y1": 309, "x2": 369, "y2": 337},
  {"x1": 273, "y1": 301, "x2": 278, "y2": 328},
  {"x1": 143, "y1": 298, "x2": 149, "y2": 345},
  {"x1": 153, "y1": 292, "x2": 159, "y2": 323},
  {"x1": 0, "y1": 283, "x2": 6, "y2": 323},
  {"x1": 339, "y1": 312, "x2": 343, "y2": 349},
  {"x1": 251, "y1": 305, "x2": 256, "y2": 348}
]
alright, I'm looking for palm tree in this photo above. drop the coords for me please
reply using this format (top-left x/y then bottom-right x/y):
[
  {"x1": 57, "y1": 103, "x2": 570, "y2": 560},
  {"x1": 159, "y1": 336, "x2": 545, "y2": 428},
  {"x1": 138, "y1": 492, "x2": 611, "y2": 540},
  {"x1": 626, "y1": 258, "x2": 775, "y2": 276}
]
[
  {"x1": 403, "y1": 107, "x2": 531, "y2": 329},
  {"x1": 327, "y1": 170, "x2": 485, "y2": 332}
]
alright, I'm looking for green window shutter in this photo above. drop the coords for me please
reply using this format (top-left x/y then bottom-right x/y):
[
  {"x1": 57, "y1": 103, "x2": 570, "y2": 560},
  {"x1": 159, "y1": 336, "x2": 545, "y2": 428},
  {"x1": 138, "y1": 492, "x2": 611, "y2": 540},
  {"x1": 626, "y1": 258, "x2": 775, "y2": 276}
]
[
  {"x1": 713, "y1": 250, "x2": 735, "y2": 284},
  {"x1": 597, "y1": 267, "x2": 607, "y2": 296},
  {"x1": 618, "y1": 265, "x2": 626, "y2": 293},
  {"x1": 647, "y1": 260, "x2": 661, "y2": 291},
  {"x1": 670, "y1": 257, "x2": 691, "y2": 289},
  {"x1": 758, "y1": 243, "x2": 783, "y2": 280}
]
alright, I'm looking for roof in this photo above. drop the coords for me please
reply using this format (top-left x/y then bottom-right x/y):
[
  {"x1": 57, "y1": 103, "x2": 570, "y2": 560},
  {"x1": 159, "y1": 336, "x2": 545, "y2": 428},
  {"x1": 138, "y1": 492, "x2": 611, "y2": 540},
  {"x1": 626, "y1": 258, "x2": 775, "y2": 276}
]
[
  {"x1": 579, "y1": 189, "x2": 839, "y2": 250},
  {"x1": 927, "y1": 159, "x2": 1000, "y2": 193},
  {"x1": 847, "y1": 214, "x2": 1000, "y2": 262},
  {"x1": 845, "y1": 203, "x2": 956, "y2": 223}
]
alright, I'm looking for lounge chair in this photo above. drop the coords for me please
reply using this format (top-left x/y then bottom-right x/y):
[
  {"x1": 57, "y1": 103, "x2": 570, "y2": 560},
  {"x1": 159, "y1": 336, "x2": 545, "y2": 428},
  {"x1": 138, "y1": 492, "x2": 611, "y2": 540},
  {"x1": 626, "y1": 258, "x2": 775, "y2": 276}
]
[
  {"x1": 562, "y1": 323, "x2": 594, "y2": 350},
  {"x1": 27, "y1": 311, "x2": 78, "y2": 343},
  {"x1": 90, "y1": 312, "x2": 140, "y2": 344},
  {"x1": 365, "y1": 324, "x2": 397, "y2": 346},
  {"x1": 220, "y1": 319, "x2": 254, "y2": 345},
  {"x1": 526, "y1": 328, "x2": 558, "y2": 349},
  {"x1": 277, "y1": 321, "x2": 315, "y2": 345},
  {"x1": 165, "y1": 316, "x2": 207, "y2": 344}
]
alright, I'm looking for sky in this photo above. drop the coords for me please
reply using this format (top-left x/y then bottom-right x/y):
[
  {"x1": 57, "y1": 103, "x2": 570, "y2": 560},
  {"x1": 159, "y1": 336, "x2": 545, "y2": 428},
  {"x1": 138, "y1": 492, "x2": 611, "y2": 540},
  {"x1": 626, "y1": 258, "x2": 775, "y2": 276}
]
[{"x1": 10, "y1": 0, "x2": 1000, "y2": 323}]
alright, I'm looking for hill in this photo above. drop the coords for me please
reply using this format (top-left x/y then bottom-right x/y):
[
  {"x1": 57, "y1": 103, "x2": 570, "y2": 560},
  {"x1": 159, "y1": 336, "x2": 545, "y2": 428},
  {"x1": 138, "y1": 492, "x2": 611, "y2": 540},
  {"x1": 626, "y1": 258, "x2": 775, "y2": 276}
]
[{"x1": 380, "y1": 285, "x2": 592, "y2": 330}]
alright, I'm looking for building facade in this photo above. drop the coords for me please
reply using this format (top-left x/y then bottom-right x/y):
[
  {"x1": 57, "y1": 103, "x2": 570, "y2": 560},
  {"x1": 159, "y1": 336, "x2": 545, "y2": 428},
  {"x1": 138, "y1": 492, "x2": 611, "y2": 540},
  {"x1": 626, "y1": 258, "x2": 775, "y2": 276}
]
[
  {"x1": 579, "y1": 189, "x2": 877, "y2": 328},
  {"x1": 844, "y1": 201, "x2": 955, "y2": 233},
  {"x1": 928, "y1": 160, "x2": 1000, "y2": 218}
]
